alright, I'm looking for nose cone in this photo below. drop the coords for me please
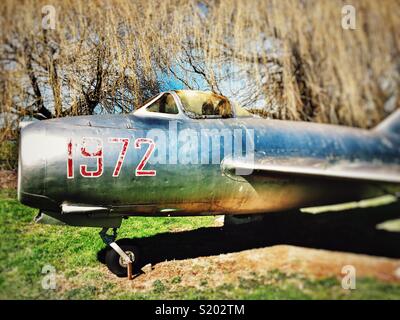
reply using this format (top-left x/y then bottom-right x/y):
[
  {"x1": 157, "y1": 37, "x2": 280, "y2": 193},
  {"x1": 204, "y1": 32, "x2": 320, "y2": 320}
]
[{"x1": 18, "y1": 122, "x2": 46, "y2": 205}]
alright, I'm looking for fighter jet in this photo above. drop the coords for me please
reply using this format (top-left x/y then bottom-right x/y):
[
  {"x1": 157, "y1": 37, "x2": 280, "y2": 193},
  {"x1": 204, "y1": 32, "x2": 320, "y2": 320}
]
[{"x1": 18, "y1": 90, "x2": 400, "y2": 276}]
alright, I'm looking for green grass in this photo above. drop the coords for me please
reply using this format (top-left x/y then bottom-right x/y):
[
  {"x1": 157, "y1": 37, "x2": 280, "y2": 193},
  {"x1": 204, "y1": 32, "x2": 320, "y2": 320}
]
[
  {"x1": 89, "y1": 272, "x2": 400, "y2": 300},
  {"x1": 0, "y1": 189, "x2": 399, "y2": 300},
  {"x1": 0, "y1": 189, "x2": 214, "y2": 299}
]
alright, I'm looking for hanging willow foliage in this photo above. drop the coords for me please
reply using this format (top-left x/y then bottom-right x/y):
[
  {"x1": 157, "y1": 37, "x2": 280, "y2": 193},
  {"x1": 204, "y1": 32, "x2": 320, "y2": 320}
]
[{"x1": 0, "y1": 0, "x2": 399, "y2": 131}]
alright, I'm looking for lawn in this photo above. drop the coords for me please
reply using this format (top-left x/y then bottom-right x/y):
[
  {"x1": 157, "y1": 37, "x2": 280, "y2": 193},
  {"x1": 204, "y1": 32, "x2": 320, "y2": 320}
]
[{"x1": 0, "y1": 188, "x2": 399, "y2": 299}]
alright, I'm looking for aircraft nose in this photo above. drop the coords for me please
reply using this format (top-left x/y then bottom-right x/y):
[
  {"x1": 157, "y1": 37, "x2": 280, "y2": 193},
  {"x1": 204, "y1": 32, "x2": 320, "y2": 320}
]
[{"x1": 18, "y1": 122, "x2": 46, "y2": 204}]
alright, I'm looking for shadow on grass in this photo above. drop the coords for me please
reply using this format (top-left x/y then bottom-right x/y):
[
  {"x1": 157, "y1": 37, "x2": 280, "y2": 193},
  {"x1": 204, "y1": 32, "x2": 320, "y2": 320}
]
[{"x1": 98, "y1": 201, "x2": 400, "y2": 269}]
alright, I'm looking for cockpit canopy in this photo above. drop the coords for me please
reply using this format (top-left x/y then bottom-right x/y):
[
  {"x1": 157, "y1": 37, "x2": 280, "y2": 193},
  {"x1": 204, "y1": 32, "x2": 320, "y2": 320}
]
[
  {"x1": 136, "y1": 90, "x2": 252, "y2": 119},
  {"x1": 176, "y1": 90, "x2": 233, "y2": 118}
]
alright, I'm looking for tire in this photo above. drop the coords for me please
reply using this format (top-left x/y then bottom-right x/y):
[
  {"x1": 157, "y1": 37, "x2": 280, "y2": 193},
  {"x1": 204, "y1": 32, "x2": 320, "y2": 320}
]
[{"x1": 105, "y1": 242, "x2": 140, "y2": 277}]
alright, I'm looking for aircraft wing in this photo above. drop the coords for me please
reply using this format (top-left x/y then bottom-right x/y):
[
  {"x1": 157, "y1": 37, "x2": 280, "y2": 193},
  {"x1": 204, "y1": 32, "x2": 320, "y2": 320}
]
[{"x1": 222, "y1": 156, "x2": 400, "y2": 184}]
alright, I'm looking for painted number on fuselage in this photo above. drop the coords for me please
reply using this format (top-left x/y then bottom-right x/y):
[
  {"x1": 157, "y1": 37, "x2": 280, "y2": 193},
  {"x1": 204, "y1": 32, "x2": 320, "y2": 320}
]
[
  {"x1": 80, "y1": 137, "x2": 103, "y2": 177},
  {"x1": 67, "y1": 137, "x2": 156, "y2": 178},
  {"x1": 109, "y1": 138, "x2": 130, "y2": 177},
  {"x1": 134, "y1": 138, "x2": 156, "y2": 176}
]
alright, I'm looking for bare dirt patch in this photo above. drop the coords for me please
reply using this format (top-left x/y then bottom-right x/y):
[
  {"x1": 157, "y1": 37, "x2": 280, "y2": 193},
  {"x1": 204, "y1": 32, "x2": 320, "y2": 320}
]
[{"x1": 109, "y1": 245, "x2": 400, "y2": 292}]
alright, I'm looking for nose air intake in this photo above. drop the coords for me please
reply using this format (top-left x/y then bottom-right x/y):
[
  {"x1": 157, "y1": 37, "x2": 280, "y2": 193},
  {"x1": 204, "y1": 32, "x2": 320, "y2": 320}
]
[{"x1": 18, "y1": 122, "x2": 46, "y2": 205}]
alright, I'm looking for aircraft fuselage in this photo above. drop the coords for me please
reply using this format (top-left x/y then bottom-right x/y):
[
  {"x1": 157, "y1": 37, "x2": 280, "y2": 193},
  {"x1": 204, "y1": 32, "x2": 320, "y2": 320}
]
[{"x1": 18, "y1": 112, "x2": 400, "y2": 227}]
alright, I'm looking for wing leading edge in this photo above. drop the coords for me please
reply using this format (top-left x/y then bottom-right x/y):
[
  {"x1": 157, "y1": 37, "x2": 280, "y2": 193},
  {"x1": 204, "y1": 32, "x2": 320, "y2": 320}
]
[{"x1": 221, "y1": 156, "x2": 400, "y2": 184}]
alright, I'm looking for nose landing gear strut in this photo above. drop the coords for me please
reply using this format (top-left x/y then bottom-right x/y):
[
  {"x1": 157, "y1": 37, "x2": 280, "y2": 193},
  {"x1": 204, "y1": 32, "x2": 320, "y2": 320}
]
[{"x1": 99, "y1": 228, "x2": 140, "y2": 279}]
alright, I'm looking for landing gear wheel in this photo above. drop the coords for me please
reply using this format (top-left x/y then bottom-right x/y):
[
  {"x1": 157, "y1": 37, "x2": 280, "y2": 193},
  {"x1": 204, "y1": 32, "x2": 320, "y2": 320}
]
[{"x1": 105, "y1": 243, "x2": 140, "y2": 277}]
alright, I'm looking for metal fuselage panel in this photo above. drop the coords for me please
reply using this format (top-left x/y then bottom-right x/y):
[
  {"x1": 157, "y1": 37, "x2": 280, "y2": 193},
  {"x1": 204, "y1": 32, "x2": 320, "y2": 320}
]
[{"x1": 18, "y1": 114, "x2": 400, "y2": 217}]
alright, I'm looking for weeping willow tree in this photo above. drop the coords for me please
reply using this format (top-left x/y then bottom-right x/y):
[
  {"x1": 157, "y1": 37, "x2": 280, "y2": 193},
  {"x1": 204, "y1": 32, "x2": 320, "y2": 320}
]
[
  {"x1": 0, "y1": 0, "x2": 399, "y2": 132},
  {"x1": 0, "y1": 0, "x2": 187, "y2": 122},
  {"x1": 186, "y1": 0, "x2": 400, "y2": 127}
]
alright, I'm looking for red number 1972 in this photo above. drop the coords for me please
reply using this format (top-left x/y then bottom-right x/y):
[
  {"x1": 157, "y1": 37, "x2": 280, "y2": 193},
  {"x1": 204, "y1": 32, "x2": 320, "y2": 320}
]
[{"x1": 67, "y1": 137, "x2": 156, "y2": 178}]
